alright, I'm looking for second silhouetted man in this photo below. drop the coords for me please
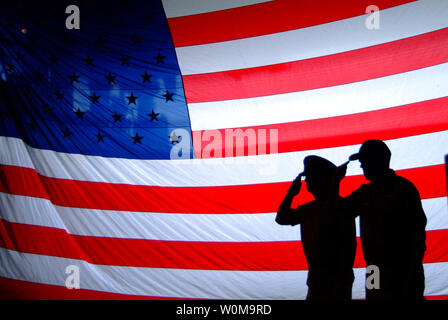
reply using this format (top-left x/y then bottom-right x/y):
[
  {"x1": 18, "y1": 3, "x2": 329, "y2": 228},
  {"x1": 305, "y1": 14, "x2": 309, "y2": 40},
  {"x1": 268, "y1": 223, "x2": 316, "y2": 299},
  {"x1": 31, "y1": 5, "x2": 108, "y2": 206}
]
[{"x1": 346, "y1": 139, "x2": 427, "y2": 300}]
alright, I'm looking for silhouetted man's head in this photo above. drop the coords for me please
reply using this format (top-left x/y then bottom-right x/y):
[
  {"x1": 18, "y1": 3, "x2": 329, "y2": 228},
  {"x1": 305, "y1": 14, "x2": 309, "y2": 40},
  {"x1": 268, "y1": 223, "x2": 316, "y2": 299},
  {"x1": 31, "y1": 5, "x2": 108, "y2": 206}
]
[
  {"x1": 303, "y1": 156, "x2": 342, "y2": 200},
  {"x1": 350, "y1": 140, "x2": 391, "y2": 182}
]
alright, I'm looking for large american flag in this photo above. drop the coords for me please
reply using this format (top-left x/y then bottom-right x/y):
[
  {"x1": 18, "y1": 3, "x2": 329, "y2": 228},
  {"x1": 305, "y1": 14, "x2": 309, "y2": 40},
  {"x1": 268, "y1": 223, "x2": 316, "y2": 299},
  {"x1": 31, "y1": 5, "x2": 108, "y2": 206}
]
[{"x1": 0, "y1": 0, "x2": 447, "y2": 299}]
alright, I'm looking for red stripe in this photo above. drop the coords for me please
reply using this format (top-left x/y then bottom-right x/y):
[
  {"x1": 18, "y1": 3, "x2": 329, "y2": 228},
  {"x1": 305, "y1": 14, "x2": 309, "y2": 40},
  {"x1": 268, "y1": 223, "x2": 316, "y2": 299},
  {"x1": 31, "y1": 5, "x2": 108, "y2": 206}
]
[
  {"x1": 425, "y1": 295, "x2": 448, "y2": 300},
  {"x1": 0, "y1": 164, "x2": 445, "y2": 214},
  {"x1": 1, "y1": 277, "x2": 446, "y2": 300},
  {"x1": 183, "y1": 28, "x2": 448, "y2": 103},
  {"x1": 193, "y1": 98, "x2": 448, "y2": 157},
  {"x1": 168, "y1": 0, "x2": 414, "y2": 47},
  {"x1": 0, "y1": 219, "x2": 447, "y2": 271},
  {"x1": 0, "y1": 277, "x2": 180, "y2": 300}
]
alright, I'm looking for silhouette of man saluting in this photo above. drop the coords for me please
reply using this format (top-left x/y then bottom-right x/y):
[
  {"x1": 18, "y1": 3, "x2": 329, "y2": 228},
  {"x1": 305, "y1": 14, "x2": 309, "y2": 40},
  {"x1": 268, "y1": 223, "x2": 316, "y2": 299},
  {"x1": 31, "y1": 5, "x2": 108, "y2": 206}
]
[
  {"x1": 347, "y1": 140, "x2": 427, "y2": 300},
  {"x1": 276, "y1": 156, "x2": 356, "y2": 300}
]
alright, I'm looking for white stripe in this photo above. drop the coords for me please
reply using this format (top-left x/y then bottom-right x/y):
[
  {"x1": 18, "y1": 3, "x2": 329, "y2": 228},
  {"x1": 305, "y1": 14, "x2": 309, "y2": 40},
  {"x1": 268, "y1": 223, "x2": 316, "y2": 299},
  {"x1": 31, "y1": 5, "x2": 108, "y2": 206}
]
[
  {"x1": 1, "y1": 249, "x2": 447, "y2": 299},
  {"x1": 0, "y1": 192, "x2": 297, "y2": 242},
  {"x1": 162, "y1": 0, "x2": 272, "y2": 18},
  {"x1": 175, "y1": 0, "x2": 448, "y2": 74},
  {"x1": 0, "y1": 248, "x2": 307, "y2": 299},
  {"x1": 424, "y1": 262, "x2": 448, "y2": 298},
  {"x1": 1, "y1": 193, "x2": 446, "y2": 242},
  {"x1": 187, "y1": 63, "x2": 448, "y2": 131},
  {"x1": 1, "y1": 130, "x2": 447, "y2": 187}
]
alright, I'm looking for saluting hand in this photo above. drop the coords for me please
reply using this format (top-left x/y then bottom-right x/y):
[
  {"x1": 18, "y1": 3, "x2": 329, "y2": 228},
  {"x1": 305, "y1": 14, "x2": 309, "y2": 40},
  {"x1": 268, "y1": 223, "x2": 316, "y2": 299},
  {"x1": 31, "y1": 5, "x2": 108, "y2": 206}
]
[{"x1": 287, "y1": 173, "x2": 303, "y2": 197}]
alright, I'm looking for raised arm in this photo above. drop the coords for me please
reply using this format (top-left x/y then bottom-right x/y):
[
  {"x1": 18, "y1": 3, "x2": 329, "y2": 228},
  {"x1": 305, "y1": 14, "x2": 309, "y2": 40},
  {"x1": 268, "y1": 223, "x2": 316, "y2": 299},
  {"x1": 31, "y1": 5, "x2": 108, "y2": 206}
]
[{"x1": 275, "y1": 173, "x2": 304, "y2": 226}]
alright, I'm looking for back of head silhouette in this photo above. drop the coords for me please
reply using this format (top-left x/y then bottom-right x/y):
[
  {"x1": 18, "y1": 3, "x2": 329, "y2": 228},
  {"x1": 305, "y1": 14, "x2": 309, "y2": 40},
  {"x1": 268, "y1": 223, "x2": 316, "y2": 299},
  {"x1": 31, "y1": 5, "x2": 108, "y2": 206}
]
[
  {"x1": 303, "y1": 155, "x2": 340, "y2": 199},
  {"x1": 350, "y1": 140, "x2": 391, "y2": 182}
]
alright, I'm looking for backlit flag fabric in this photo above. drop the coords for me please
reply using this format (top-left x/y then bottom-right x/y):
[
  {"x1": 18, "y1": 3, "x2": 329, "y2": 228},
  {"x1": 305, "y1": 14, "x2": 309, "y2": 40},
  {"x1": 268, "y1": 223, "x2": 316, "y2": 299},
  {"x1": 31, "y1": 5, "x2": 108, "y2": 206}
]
[{"x1": 0, "y1": 0, "x2": 448, "y2": 299}]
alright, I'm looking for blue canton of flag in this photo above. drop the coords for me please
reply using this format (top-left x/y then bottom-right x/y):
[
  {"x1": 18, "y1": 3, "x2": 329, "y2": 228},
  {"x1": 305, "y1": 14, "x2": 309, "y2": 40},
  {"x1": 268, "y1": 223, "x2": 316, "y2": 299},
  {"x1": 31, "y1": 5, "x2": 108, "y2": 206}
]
[{"x1": 0, "y1": 0, "x2": 192, "y2": 159}]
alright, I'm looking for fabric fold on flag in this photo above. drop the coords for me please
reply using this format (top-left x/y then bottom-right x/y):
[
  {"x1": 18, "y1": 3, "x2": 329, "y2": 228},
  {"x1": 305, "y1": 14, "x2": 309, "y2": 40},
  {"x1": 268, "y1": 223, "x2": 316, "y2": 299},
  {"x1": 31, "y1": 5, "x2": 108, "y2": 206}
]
[{"x1": 1, "y1": 0, "x2": 447, "y2": 300}]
